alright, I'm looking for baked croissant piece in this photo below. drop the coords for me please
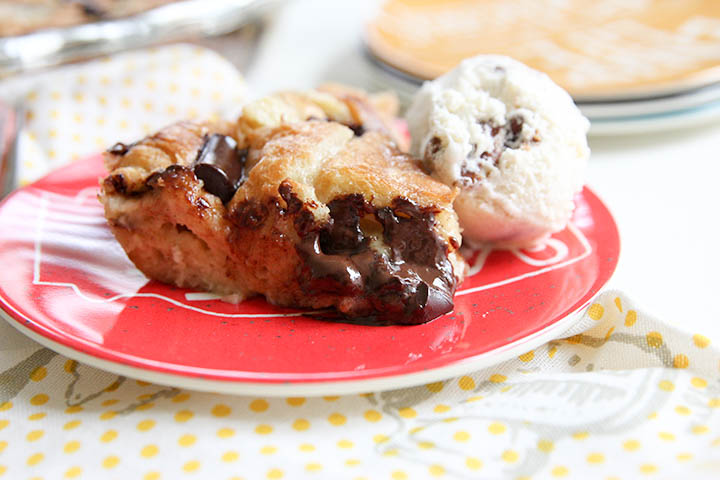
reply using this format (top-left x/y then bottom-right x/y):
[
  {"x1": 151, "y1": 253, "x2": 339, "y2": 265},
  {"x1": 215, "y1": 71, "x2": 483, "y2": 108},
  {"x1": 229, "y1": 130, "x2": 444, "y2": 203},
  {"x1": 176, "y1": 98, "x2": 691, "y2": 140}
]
[{"x1": 99, "y1": 86, "x2": 465, "y2": 325}]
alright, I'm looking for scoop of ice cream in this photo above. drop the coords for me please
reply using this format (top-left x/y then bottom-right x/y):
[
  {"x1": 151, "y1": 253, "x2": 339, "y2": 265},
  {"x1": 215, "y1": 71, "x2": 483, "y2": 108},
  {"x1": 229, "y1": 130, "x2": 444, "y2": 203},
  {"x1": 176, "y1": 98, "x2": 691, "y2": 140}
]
[{"x1": 406, "y1": 55, "x2": 590, "y2": 248}]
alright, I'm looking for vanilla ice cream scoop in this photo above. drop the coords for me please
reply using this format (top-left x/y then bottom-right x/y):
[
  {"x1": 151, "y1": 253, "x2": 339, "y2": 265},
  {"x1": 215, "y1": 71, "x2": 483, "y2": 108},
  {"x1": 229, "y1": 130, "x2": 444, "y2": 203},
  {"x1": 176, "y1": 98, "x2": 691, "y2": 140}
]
[{"x1": 406, "y1": 55, "x2": 590, "y2": 248}]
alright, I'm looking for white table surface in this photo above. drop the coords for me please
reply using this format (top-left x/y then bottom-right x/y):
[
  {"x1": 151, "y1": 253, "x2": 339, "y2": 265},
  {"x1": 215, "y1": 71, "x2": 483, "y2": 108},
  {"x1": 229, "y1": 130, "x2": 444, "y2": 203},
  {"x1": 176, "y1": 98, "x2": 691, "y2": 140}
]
[{"x1": 244, "y1": 0, "x2": 720, "y2": 338}]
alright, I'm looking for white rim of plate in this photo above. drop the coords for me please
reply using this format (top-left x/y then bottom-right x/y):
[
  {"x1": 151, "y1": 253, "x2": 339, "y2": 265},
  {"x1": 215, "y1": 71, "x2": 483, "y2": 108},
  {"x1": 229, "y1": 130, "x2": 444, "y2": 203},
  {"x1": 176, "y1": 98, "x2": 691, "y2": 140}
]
[
  {"x1": 0, "y1": 300, "x2": 590, "y2": 397},
  {"x1": 578, "y1": 83, "x2": 720, "y2": 119},
  {"x1": 588, "y1": 99, "x2": 720, "y2": 136},
  {"x1": 363, "y1": 48, "x2": 720, "y2": 104}
]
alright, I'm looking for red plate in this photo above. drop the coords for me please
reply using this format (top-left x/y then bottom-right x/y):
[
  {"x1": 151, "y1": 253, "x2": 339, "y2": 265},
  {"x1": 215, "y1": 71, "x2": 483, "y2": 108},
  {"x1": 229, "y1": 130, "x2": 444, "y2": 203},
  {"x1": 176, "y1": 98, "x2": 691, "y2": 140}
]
[{"x1": 0, "y1": 156, "x2": 619, "y2": 395}]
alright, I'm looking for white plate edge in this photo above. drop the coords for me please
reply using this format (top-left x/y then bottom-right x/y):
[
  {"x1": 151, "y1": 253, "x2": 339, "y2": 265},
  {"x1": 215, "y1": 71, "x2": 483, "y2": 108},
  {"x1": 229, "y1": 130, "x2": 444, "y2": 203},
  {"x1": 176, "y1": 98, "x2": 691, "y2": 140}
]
[
  {"x1": 0, "y1": 300, "x2": 590, "y2": 397},
  {"x1": 588, "y1": 100, "x2": 720, "y2": 136}
]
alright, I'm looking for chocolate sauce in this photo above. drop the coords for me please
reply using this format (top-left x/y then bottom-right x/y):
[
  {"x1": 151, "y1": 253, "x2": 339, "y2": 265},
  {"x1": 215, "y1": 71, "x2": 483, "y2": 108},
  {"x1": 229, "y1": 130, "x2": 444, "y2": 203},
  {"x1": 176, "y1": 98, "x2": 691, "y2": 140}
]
[{"x1": 193, "y1": 134, "x2": 247, "y2": 203}]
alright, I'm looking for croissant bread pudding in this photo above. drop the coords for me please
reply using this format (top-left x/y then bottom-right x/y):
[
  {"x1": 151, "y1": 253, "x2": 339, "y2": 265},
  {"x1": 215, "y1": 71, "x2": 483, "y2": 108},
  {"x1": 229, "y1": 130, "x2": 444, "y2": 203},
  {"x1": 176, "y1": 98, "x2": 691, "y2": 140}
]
[{"x1": 100, "y1": 86, "x2": 466, "y2": 325}]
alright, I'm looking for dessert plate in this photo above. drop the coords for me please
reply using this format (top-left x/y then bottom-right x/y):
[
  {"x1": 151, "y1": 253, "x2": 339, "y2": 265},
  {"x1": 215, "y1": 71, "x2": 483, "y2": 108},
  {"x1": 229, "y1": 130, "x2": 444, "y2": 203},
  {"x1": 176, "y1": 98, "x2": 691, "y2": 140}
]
[
  {"x1": 0, "y1": 156, "x2": 619, "y2": 396},
  {"x1": 587, "y1": 97, "x2": 720, "y2": 136}
]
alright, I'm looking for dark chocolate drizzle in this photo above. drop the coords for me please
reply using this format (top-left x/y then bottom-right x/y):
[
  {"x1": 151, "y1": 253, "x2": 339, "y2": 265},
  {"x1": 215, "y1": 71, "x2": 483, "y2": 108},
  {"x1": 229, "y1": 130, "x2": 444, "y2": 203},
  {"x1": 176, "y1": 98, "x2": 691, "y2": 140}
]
[
  {"x1": 193, "y1": 134, "x2": 247, "y2": 203},
  {"x1": 293, "y1": 192, "x2": 456, "y2": 325}
]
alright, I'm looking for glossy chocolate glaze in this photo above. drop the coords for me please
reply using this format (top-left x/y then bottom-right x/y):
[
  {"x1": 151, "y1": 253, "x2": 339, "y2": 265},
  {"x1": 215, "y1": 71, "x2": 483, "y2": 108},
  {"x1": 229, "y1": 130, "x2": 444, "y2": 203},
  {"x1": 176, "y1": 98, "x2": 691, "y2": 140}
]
[
  {"x1": 293, "y1": 192, "x2": 456, "y2": 325},
  {"x1": 193, "y1": 134, "x2": 247, "y2": 203}
]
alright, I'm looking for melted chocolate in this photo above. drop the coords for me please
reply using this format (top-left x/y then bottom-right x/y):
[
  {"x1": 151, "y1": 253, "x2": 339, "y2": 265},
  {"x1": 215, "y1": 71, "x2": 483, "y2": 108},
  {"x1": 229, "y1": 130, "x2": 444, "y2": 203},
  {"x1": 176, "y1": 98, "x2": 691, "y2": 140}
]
[
  {"x1": 297, "y1": 234, "x2": 366, "y2": 293},
  {"x1": 230, "y1": 201, "x2": 269, "y2": 229},
  {"x1": 278, "y1": 181, "x2": 303, "y2": 214},
  {"x1": 193, "y1": 134, "x2": 247, "y2": 203},
  {"x1": 319, "y1": 195, "x2": 369, "y2": 254},
  {"x1": 292, "y1": 189, "x2": 456, "y2": 325},
  {"x1": 376, "y1": 199, "x2": 455, "y2": 324}
]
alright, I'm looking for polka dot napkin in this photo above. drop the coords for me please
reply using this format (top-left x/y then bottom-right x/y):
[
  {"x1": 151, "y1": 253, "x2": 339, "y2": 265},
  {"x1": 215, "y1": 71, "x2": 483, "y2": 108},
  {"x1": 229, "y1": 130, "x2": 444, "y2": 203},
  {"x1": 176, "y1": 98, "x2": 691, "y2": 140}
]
[
  {"x1": 0, "y1": 46, "x2": 719, "y2": 480},
  {"x1": 0, "y1": 44, "x2": 247, "y2": 187}
]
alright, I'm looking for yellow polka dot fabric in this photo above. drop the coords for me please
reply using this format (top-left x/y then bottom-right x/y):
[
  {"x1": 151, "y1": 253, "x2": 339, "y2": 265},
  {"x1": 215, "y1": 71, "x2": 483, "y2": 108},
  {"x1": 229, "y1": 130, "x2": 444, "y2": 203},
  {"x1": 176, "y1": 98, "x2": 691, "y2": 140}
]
[
  {"x1": 0, "y1": 44, "x2": 247, "y2": 187},
  {"x1": 1, "y1": 48, "x2": 720, "y2": 478},
  {"x1": 0, "y1": 288, "x2": 718, "y2": 479}
]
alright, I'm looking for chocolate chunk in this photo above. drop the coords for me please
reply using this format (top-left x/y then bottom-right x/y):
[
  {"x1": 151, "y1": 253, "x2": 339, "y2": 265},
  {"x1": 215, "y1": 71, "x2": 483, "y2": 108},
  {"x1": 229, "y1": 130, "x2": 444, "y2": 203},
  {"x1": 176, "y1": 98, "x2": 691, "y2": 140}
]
[
  {"x1": 105, "y1": 173, "x2": 127, "y2": 194},
  {"x1": 426, "y1": 136, "x2": 443, "y2": 157},
  {"x1": 319, "y1": 194, "x2": 369, "y2": 254},
  {"x1": 278, "y1": 181, "x2": 303, "y2": 214},
  {"x1": 347, "y1": 124, "x2": 366, "y2": 137},
  {"x1": 76, "y1": 0, "x2": 105, "y2": 17},
  {"x1": 107, "y1": 142, "x2": 132, "y2": 156},
  {"x1": 193, "y1": 134, "x2": 246, "y2": 203},
  {"x1": 504, "y1": 115, "x2": 524, "y2": 149},
  {"x1": 377, "y1": 199, "x2": 439, "y2": 265},
  {"x1": 412, "y1": 281, "x2": 454, "y2": 324}
]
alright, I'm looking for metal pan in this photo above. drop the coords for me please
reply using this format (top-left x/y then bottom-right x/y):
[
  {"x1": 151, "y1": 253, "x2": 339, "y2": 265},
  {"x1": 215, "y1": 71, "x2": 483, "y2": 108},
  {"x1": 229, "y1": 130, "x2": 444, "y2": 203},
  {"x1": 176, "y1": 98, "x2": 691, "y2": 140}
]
[{"x1": 0, "y1": 0, "x2": 279, "y2": 76}]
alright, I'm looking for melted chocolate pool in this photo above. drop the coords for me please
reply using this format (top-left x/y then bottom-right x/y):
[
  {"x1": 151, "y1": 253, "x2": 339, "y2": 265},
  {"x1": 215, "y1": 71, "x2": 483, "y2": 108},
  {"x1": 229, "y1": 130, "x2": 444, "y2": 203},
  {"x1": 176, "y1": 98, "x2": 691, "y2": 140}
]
[{"x1": 294, "y1": 193, "x2": 456, "y2": 325}]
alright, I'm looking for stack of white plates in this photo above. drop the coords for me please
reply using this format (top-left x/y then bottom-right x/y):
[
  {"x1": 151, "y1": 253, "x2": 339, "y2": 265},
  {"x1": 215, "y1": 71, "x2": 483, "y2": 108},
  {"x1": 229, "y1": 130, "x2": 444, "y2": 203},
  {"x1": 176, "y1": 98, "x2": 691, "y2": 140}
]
[
  {"x1": 359, "y1": 0, "x2": 720, "y2": 137},
  {"x1": 576, "y1": 83, "x2": 720, "y2": 136},
  {"x1": 359, "y1": 53, "x2": 720, "y2": 137}
]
